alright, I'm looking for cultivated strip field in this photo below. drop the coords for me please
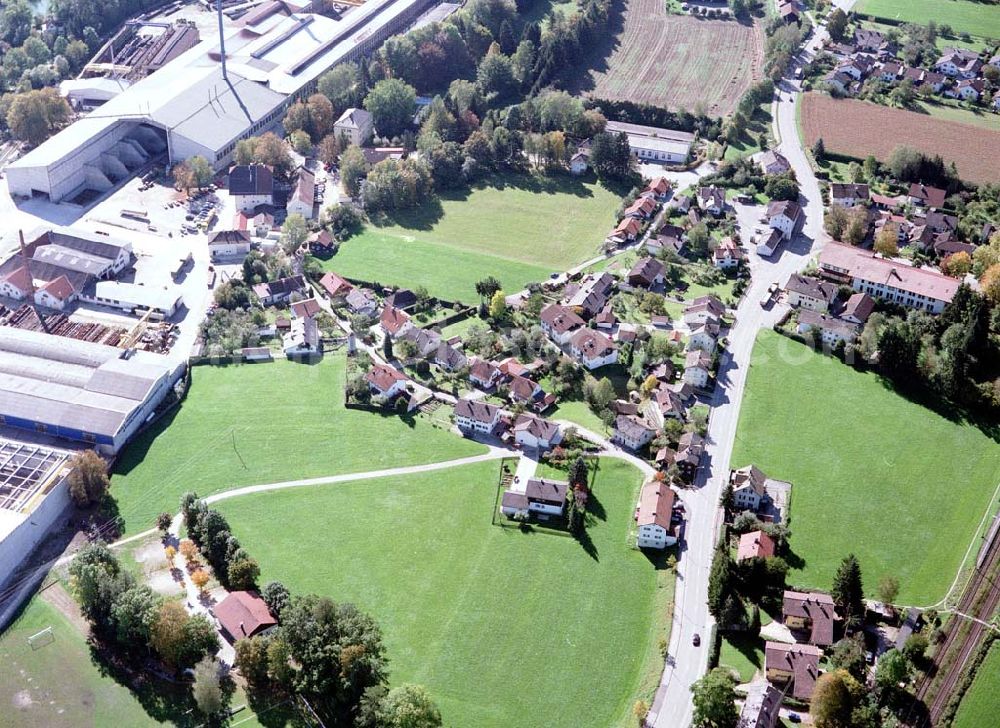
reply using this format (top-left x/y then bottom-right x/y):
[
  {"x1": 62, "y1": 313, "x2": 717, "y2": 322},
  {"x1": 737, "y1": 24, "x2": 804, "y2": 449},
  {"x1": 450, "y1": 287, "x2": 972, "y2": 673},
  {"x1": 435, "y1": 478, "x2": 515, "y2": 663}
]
[
  {"x1": 800, "y1": 93, "x2": 1000, "y2": 185},
  {"x1": 570, "y1": 0, "x2": 764, "y2": 116}
]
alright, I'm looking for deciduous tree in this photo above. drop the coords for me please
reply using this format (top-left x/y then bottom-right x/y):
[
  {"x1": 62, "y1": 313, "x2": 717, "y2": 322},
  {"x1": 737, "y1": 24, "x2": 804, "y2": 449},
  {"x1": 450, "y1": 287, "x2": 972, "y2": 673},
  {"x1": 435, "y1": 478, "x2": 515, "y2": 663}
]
[
  {"x1": 364, "y1": 78, "x2": 417, "y2": 139},
  {"x1": 691, "y1": 668, "x2": 738, "y2": 728},
  {"x1": 378, "y1": 684, "x2": 442, "y2": 728},
  {"x1": 193, "y1": 656, "x2": 223, "y2": 716},
  {"x1": 67, "y1": 450, "x2": 109, "y2": 507}
]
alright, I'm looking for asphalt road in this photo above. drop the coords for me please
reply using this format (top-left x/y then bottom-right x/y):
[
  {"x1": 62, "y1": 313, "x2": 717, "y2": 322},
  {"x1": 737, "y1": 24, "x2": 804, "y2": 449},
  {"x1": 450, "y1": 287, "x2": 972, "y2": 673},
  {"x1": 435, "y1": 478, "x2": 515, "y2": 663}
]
[{"x1": 648, "y1": 7, "x2": 847, "y2": 724}]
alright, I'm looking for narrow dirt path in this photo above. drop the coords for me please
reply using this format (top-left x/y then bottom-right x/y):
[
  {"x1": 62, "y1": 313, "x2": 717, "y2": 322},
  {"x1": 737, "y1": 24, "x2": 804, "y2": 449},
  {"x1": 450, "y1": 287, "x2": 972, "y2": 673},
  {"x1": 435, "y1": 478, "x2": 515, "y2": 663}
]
[{"x1": 39, "y1": 582, "x2": 89, "y2": 637}]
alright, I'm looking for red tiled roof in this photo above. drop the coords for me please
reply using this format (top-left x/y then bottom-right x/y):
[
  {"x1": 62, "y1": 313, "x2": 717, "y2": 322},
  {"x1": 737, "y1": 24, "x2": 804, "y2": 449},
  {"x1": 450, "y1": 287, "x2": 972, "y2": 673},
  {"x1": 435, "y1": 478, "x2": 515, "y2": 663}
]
[
  {"x1": 783, "y1": 590, "x2": 836, "y2": 646},
  {"x1": 765, "y1": 641, "x2": 821, "y2": 701},
  {"x1": 291, "y1": 298, "x2": 321, "y2": 318},
  {"x1": 42, "y1": 275, "x2": 75, "y2": 300},
  {"x1": 366, "y1": 363, "x2": 407, "y2": 393},
  {"x1": 3, "y1": 266, "x2": 32, "y2": 293},
  {"x1": 380, "y1": 305, "x2": 410, "y2": 335},
  {"x1": 819, "y1": 242, "x2": 960, "y2": 303},
  {"x1": 213, "y1": 591, "x2": 276, "y2": 641},
  {"x1": 737, "y1": 530, "x2": 776, "y2": 560},
  {"x1": 637, "y1": 481, "x2": 675, "y2": 530},
  {"x1": 319, "y1": 271, "x2": 353, "y2": 298}
]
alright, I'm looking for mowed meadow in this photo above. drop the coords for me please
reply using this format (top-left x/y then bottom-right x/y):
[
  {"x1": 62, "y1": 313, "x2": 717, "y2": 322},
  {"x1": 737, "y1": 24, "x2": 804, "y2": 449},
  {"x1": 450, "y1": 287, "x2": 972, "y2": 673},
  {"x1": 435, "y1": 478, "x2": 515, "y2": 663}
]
[
  {"x1": 731, "y1": 331, "x2": 1000, "y2": 606},
  {"x1": 325, "y1": 173, "x2": 622, "y2": 300},
  {"x1": 567, "y1": 0, "x2": 765, "y2": 116},
  {"x1": 218, "y1": 459, "x2": 673, "y2": 728},
  {"x1": 800, "y1": 93, "x2": 1000, "y2": 185}
]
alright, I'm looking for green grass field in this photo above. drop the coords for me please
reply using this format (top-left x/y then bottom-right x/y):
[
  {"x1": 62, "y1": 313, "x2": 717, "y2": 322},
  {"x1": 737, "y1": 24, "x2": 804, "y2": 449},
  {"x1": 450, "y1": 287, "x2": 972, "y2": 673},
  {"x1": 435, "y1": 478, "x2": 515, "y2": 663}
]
[
  {"x1": 0, "y1": 591, "x2": 286, "y2": 727},
  {"x1": 110, "y1": 357, "x2": 486, "y2": 535},
  {"x1": 913, "y1": 100, "x2": 1000, "y2": 132},
  {"x1": 858, "y1": 0, "x2": 1000, "y2": 39},
  {"x1": 217, "y1": 458, "x2": 671, "y2": 728},
  {"x1": 731, "y1": 330, "x2": 1000, "y2": 605},
  {"x1": 954, "y1": 641, "x2": 1000, "y2": 728},
  {"x1": 719, "y1": 634, "x2": 764, "y2": 683},
  {"x1": 326, "y1": 174, "x2": 621, "y2": 300}
]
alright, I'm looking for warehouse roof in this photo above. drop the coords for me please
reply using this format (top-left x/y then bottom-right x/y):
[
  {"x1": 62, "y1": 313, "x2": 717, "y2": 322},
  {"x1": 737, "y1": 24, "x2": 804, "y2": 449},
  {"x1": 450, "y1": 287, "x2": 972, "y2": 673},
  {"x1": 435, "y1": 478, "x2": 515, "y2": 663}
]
[{"x1": 0, "y1": 328, "x2": 176, "y2": 441}]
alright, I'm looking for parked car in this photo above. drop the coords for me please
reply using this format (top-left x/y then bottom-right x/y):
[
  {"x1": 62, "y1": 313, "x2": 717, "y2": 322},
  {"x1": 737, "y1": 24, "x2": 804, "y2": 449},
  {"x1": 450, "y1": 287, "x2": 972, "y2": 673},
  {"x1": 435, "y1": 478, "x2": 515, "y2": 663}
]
[{"x1": 692, "y1": 633, "x2": 700, "y2": 646}]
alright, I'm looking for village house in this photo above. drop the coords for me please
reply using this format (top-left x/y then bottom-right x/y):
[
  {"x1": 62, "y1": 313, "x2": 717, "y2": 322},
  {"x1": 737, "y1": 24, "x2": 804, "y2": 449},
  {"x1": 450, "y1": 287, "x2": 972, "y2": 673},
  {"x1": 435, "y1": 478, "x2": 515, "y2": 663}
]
[
  {"x1": 785, "y1": 274, "x2": 838, "y2": 313},
  {"x1": 569, "y1": 149, "x2": 589, "y2": 175},
  {"x1": 501, "y1": 478, "x2": 569, "y2": 519},
  {"x1": 454, "y1": 398, "x2": 505, "y2": 436},
  {"x1": 380, "y1": 305, "x2": 413, "y2": 339},
  {"x1": 765, "y1": 642, "x2": 821, "y2": 701},
  {"x1": 608, "y1": 216, "x2": 643, "y2": 245},
  {"x1": 252, "y1": 275, "x2": 307, "y2": 306},
  {"x1": 290, "y1": 298, "x2": 321, "y2": 319},
  {"x1": 282, "y1": 315, "x2": 320, "y2": 357},
  {"x1": 686, "y1": 319, "x2": 720, "y2": 354},
  {"x1": 739, "y1": 679, "x2": 783, "y2": 728},
  {"x1": 647, "y1": 225, "x2": 686, "y2": 257},
  {"x1": 434, "y1": 341, "x2": 467, "y2": 371},
  {"x1": 683, "y1": 349, "x2": 712, "y2": 389},
  {"x1": 508, "y1": 374, "x2": 554, "y2": 411},
  {"x1": 713, "y1": 237, "x2": 744, "y2": 270},
  {"x1": 612, "y1": 414, "x2": 656, "y2": 451},
  {"x1": 366, "y1": 363, "x2": 408, "y2": 399},
  {"x1": 783, "y1": 590, "x2": 837, "y2": 646},
  {"x1": 570, "y1": 328, "x2": 619, "y2": 369},
  {"x1": 675, "y1": 432, "x2": 705, "y2": 482},
  {"x1": 935, "y1": 48, "x2": 982, "y2": 79},
  {"x1": 213, "y1": 591, "x2": 277, "y2": 643},
  {"x1": 642, "y1": 176, "x2": 672, "y2": 202},
  {"x1": 653, "y1": 387, "x2": 687, "y2": 425},
  {"x1": 318, "y1": 271, "x2": 354, "y2": 304},
  {"x1": 765, "y1": 200, "x2": 802, "y2": 240},
  {"x1": 797, "y1": 310, "x2": 859, "y2": 347},
  {"x1": 334, "y1": 107, "x2": 373, "y2": 146},
  {"x1": 540, "y1": 303, "x2": 585, "y2": 345},
  {"x1": 512, "y1": 413, "x2": 562, "y2": 451},
  {"x1": 822, "y1": 70, "x2": 855, "y2": 95},
  {"x1": 757, "y1": 227, "x2": 784, "y2": 258},
  {"x1": 207, "y1": 230, "x2": 251, "y2": 260},
  {"x1": 307, "y1": 229, "x2": 336, "y2": 256},
  {"x1": 697, "y1": 186, "x2": 726, "y2": 216},
  {"x1": 635, "y1": 481, "x2": 678, "y2": 550},
  {"x1": 840, "y1": 292, "x2": 875, "y2": 324},
  {"x1": 778, "y1": 0, "x2": 799, "y2": 24},
  {"x1": 229, "y1": 164, "x2": 274, "y2": 213},
  {"x1": 468, "y1": 357, "x2": 503, "y2": 390},
  {"x1": 818, "y1": 242, "x2": 960, "y2": 313},
  {"x1": 361, "y1": 147, "x2": 405, "y2": 170},
  {"x1": 829, "y1": 183, "x2": 870, "y2": 208},
  {"x1": 595, "y1": 305, "x2": 617, "y2": 330},
  {"x1": 628, "y1": 257, "x2": 666, "y2": 288},
  {"x1": 384, "y1": 288, "x2": 418, "y2": 311},
  {"x1": 345, "y1": 287, "x2": 378, "y2": 315},
  {"x1": 737, "y1": 530, "x2": 776, "y2": 561},
  {"x1": 756, "y1": 149, "x2": 791, "y2": 176},
  {"x1": 854, "y1": 27, "x2": 890, "y2": 53},
  {"x1": 730, "y1": 464, "x2": 768, "y2": 512},
  {"x1": 287, "y1": 166, "x2": 315, "y2": 219},
  {"x1": 683, "y1": 295, "x2": 726, "y2": 326},
  {"x1": 947, "y1": 78, "x2": 985, "y2": 101},
  {"x1": 397, "y1": 327, "x2": 440, "y2": 360},
  {"x1": 563, "y1": 273, "x2": 616, "y2": 318},
  {"x1": 908, "y1": 183, "x2": 947, "y2": 209},
  {"x1": 623, "y1": 195, "x2": 658, "y2": 220}
]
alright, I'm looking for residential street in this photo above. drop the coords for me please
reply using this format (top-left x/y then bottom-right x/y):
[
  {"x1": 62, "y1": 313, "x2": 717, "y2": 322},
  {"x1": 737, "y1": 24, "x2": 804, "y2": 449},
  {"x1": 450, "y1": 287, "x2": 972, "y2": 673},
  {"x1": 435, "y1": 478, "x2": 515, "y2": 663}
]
[{"x1": 648, "y1": 6, "x2": 848, "y2": 724}]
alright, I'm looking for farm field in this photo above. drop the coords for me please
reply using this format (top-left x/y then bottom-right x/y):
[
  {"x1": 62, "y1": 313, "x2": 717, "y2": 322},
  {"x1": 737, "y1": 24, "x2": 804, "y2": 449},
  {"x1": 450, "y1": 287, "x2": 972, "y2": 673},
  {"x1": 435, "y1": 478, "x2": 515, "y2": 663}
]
[
  {"x1": 731, "y1": 330, "x2": 1000, "y2": 605},
  {"x1": 857, "y1": 0, "x2": 1000, "y2": 40},
  {"x1": 568, "y1": 0, "x2": 765, "y2": 116},
  {"x1": 800, "y1": 93, "x2": 1000, "y2": 185},
  {"x1": 110, "y1": 357, "x2": 486, "y2": 535},
  {"x1": 953, "y1": 642, "x2": 1000, "y2": 728},
  {"x1": 325, "y1": 173, "x2": 620, "y2": 301},
  {"x1": 217, "y1": 458, "x2": 672, "y2": 728}
]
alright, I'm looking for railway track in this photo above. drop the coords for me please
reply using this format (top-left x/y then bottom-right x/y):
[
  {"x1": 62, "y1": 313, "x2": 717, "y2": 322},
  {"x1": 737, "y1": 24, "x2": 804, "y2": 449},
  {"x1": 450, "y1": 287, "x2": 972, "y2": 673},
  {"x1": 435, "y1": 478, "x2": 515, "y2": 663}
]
[{"x1": 907, "y1": 517, "x2": 1000, "y2": 726}]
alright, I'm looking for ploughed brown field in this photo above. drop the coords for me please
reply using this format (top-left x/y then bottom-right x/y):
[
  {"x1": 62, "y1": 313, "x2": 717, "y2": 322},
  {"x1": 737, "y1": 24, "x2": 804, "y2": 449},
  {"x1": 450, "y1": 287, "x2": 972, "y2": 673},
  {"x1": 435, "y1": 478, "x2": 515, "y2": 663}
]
[
  {"x1": 801, "y1": 93, "x2": 1000, "y2": 185},
  {"x1": 569, "y1": 0, "x2": 765, "y2": 116}
]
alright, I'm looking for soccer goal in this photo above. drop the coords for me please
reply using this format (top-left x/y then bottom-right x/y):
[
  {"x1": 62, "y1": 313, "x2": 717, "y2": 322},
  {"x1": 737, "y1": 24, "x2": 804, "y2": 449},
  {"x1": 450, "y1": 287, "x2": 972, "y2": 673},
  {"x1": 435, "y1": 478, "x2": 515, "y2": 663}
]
[{"x1": 27, "y1": 626, "x2": 54, "y2": 650}]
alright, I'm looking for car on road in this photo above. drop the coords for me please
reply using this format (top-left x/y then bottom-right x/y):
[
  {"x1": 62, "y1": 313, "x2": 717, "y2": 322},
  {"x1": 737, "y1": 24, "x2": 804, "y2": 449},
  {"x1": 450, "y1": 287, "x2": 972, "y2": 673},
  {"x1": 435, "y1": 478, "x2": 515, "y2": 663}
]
[{"x1": 692, "y1": 633, "x2": 700, "y2": 646}]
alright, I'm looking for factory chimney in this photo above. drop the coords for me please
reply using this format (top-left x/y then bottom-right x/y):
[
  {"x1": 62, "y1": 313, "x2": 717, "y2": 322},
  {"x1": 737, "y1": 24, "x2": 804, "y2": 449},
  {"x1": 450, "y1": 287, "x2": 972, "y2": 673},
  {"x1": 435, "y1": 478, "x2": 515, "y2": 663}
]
[{"x1": 217, "y1": 0, "x2": 228, "y2": 81}]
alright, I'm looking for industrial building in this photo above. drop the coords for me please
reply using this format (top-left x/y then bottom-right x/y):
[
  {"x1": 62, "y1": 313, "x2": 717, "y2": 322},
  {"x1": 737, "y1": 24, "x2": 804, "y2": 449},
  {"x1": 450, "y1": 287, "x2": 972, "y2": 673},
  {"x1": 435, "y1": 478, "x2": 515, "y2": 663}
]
[
  {"x1": 7, "y1": 0, "x2": 438, "y2": 204},
  {"x1": 605, "y1": 121, "x2": 695, "y2": 165},
  {"x1": 0, "y1": 327, "x2": 184, "y2": 454},
  {"x1": 0, "y1": 439, "x2": 72, "y2": 592}
]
